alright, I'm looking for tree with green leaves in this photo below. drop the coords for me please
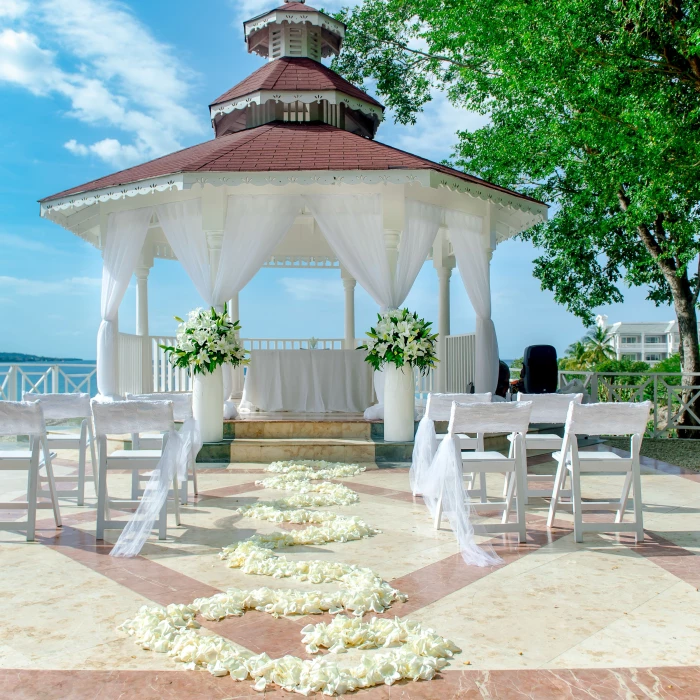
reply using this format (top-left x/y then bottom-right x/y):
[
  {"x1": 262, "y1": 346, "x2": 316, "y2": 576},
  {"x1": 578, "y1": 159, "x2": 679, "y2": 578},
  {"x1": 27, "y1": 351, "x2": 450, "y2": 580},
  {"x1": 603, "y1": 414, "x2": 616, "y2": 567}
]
[
  {"x1": 334, "y1": 0, "x2": 700, "y2": 433},
  {"x1": 583, "y1": 325, "x2": 617, "y2": 365}
]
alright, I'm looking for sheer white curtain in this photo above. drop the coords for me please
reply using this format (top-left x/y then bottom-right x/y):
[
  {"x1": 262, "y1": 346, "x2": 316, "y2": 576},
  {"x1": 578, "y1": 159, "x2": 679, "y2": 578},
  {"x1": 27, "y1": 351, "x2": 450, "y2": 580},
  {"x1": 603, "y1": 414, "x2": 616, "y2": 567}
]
[
  {"x1": 97, "y1": 207, "x2": 154, "y2": 398},
  {"x1": 156, "y1": 199, "x2": 213, "y2": 304},
  {"x1": 304, "y1": 194, "x2": 394, "y2": 308},
  {"x1": 214, "y1": 195, "x2": 301, "y2": 302},
  {"x1": 394, "y1": 200, "x2": 443, "y2": 305},
  {"x1": 446, "y1": 209, "x2": 499, "y2": 393}
]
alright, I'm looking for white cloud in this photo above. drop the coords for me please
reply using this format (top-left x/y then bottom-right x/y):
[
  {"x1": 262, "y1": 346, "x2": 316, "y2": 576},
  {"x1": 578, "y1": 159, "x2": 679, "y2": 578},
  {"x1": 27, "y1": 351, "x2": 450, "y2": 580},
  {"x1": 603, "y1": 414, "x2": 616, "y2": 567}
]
[
  {"x1": 0, "y1": 275, "x2": 100, "y2": 296},
  {"x1": 0, "y1": 0, "x2": 204, "y2": 167},
  {"x1": 0, "y1": 232, "x2": 57, "y2": 252},
  {"x1": 381, "y1": 92, "x2": 490, "y2": 164},
  {"x1": 279, "y1": 276, "x2": 343, "y2": 302},
  {"x1": 0, "y1": 0, "x2": 28, "y2": 19}
]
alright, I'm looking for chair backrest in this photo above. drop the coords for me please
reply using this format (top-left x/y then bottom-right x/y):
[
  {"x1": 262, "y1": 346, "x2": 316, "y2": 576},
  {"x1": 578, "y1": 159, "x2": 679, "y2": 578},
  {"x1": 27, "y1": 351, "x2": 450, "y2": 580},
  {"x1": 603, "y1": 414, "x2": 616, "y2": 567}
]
[
  {"x1": 125, "y1": 392, "x2": 192, "y2": 422},
  {"x1": 0, "y1": 400, "x2": 46, "y2": 436},
  {"x1": 449, "y1": 401, "x2": 532, "y2": 436},
  {"x1": 564, "y1": 401, "x2": 651, "y2": 437},
  {"x1": 517, "y1": 392, "x2": 583, "y2": 424},
  {"x1": 92, "y1": 400, "x2": 174, "y2": 437},
  {"x1": 426, "y1": 393, "x2": 492, "y2": 422},
  {"x1": 23, "y1": 392, "x2": 91, "y2": 420}
]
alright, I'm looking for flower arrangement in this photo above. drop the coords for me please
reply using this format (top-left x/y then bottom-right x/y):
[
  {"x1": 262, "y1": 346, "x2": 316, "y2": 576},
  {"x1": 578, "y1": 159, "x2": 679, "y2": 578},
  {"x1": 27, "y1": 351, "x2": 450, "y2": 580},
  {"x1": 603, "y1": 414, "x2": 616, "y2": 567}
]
[
  {"x1": 160, "y1": 305, "x2": 248, "y2": 375},
  {"x1": 358, "y1": 308, "x2": 438, "y2": 375}
]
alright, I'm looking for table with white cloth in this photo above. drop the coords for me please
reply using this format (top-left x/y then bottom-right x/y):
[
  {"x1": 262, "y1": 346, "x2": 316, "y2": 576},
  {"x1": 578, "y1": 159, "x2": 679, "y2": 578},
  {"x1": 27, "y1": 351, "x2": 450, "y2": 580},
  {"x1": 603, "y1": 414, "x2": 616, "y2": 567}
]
[{"x1": 240, "y1": 350, "x2": 374, "y2": 413}]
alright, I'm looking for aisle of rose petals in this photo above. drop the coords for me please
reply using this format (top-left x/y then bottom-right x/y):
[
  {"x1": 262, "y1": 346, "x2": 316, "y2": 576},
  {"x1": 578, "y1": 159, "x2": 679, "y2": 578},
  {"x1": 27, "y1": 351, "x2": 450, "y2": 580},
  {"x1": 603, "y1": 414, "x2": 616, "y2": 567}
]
[{"x1": 118, "y1": 460, "x2": 461, "y2": 695}]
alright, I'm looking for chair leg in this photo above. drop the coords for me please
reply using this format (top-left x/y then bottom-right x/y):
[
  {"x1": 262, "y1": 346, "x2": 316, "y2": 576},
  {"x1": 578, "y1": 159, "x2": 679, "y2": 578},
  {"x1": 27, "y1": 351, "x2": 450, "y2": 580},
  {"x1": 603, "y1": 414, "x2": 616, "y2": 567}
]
[
  {"x1": 479, "y1": 471, "x2": 487, "y2": 503},
  {"x1": 158, "y1": 500, "x2": 168, "y2": 540},
  {"x1": 514, "y1": 458, "x2": 527, "y2": 543},
  {"x1": 191, "y1": 458, "x2": 198, "y2": 497},
  {"x1": 77, "y1": 421, "x2": 87, "y2": 507},
  {"x1": 434, "y1": 492, "x2": 443, "y2": 530},
  {"x1": 502, "y1": 470, "x2": 516, "y2": 525},
  {"x1": 26, "y1": 453, "x2": 39, "y2": 543},
  {"x1": 615, "y1": 472, "x2": 633, "y2": 523},
  {"x1": 88, "y1": 423, "x2": 98, "y2": 496},
  {"x1": 131, "y1": 471, "x2": 139, "y2": 501},
  {"x1": 172, "y1": 475, "x2": 181, "y2": 526},
  {"x1": 571, "y1": 464, "x2": 583, "y2": 543},
  {"x1": 632, "y1": 464, "x2": 644, "y2": 543},
  {"x1": 547, "y1": 455, "x2": 568, "y2": 528},
  {"x1": 96, "y1": 456, "x2": 107, "y2": 541},
  {"x1": 42, "y1": 440, "x2": 62, "y2": 528}
]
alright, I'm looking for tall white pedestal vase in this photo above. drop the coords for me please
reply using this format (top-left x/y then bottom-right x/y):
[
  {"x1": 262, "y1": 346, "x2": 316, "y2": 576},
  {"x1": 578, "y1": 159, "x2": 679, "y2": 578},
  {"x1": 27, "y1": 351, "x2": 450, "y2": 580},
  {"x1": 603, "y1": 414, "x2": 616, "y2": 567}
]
[
  {"x1": 359, "y1": 308, "x2": 439, "y2": 445},
  {"x1": 160, "y1": 305, "x2": 248, "y2": 445},
  {"x1": 193, "y1": 366, "x2": 224, "y2": 443},
  {"x1": 383, "y1": 364, "x2": 415, "y2": 442}
]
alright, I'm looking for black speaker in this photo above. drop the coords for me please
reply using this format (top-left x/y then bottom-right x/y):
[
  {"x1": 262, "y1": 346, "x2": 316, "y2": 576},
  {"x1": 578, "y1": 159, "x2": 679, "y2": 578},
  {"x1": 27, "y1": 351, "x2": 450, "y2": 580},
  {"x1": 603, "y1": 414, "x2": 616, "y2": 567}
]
[{"x1": 523, "y1": 345, "x2": 558, "y2": 394}]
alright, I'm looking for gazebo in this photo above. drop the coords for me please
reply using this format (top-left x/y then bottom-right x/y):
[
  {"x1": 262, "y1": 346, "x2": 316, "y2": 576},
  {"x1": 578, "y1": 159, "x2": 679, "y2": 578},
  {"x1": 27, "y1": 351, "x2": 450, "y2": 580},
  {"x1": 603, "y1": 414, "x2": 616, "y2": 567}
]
[{"x1": 39, "y1": 0, "x2": 547, "y2": 424}]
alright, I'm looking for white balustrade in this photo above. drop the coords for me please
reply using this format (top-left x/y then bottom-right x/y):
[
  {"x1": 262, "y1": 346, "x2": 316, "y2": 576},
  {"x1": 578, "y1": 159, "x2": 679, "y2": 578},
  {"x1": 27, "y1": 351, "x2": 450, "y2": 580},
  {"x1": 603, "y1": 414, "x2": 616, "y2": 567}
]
[
  {"x1": 0, "y1": 363, "x2": 97, "y2": 401},
  {"x1": 445, "y1": 333, "x2": 477, "y2": 393}
]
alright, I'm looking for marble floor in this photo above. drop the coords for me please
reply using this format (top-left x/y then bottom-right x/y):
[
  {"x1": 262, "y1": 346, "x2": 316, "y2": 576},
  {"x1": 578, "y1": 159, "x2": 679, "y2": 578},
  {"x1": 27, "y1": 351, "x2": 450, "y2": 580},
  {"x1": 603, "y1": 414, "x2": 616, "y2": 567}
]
[{"x1": 1, "y1": 445, "x2": 699, "y2": 699}]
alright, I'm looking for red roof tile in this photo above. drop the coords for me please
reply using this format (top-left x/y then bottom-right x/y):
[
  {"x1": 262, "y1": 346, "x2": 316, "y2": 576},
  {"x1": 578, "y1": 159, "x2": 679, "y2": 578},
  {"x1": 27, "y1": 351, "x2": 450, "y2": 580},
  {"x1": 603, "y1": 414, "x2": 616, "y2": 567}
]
[
  {"x1": 211, "y1": 57, "x2": 382, "y2": 109},
  {"x1": 41, "y1": 123, "x2": 543, "y2": 205},
  {"x1": 275, "y1": 2, "x2": 318, "y2": 9}
]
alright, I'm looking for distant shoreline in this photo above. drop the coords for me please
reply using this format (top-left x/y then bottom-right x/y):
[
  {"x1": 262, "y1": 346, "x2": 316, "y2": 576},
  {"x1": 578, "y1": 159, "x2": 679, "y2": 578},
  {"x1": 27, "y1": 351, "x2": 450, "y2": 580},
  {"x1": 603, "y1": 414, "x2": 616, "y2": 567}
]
[{"x1": 0, "y1": 352, "x2": 86, "y2": 363}]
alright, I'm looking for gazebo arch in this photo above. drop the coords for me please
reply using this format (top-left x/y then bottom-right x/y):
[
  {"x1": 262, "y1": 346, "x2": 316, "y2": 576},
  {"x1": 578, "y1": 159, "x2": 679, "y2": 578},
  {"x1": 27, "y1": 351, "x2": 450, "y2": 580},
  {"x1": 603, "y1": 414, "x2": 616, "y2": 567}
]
[{"x1": 39, "y1": 0, "x2": 547, "y2": 407}]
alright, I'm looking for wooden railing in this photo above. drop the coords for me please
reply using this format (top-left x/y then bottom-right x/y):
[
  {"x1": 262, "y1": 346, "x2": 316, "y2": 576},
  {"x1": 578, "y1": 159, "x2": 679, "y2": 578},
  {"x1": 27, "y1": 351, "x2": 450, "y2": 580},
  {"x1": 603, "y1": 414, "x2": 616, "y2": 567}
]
[{"x1": 0, "y1": 363, "x2": 97, "y2": 400}]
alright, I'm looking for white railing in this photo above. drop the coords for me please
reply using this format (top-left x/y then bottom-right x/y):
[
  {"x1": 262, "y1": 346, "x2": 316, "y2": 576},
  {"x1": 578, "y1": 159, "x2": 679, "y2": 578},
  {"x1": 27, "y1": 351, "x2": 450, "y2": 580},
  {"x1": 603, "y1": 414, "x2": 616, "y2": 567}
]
[
  {"x1": 244, "y1": 338, "x2": 345, "y2": 350},
  {"x1": 445, "y1": 333, "x2": 477, "y2": 393},
  {"x1": 151, "y1": 336, "x2": 193, "y2": 393},
  {"x1": 117, "y1": 333, "x2": 153, "y2": 396},
  {"x1": 0, "y1": 363, "x2": 97, "y2": 400}
]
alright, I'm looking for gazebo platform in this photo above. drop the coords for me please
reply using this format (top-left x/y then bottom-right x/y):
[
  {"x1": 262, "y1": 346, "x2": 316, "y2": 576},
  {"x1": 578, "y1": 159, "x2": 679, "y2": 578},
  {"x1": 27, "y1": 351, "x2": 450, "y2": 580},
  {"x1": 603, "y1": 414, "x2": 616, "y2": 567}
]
[{"x1": 196, "y1": 414, "x2": 415, "y2": 464}]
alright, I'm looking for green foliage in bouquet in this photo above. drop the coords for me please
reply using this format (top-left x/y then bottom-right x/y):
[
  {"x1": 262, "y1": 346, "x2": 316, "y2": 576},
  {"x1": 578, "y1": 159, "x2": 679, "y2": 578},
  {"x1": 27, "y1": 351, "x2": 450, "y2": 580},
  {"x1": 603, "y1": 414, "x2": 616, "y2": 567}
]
[
  {"x1": 358, "y1": 308, "x2": 438, "y2": 375},
  {"x1": 160, "y1": 305, "x2": 248, "y2": 376}
]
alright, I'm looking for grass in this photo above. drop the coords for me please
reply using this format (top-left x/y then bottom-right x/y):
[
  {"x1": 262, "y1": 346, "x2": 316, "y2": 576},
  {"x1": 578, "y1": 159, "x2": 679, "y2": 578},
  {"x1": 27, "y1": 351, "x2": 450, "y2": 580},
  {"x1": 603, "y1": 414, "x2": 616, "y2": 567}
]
[{"x1": 604, "y1": 437, "x2": 700, "y2": 472}]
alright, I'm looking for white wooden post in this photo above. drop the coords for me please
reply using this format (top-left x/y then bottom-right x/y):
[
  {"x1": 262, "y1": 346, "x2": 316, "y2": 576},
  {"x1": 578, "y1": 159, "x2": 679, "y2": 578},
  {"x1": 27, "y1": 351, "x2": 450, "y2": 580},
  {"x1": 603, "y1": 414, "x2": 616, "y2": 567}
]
[
  {"x1": 436, "y1": 266, "x2": 452, "y2": 392},
  {"x1": 341, "y1": 266, "x2": 356, "y2": 349},
  {"x1": 229, "y1": 292, "x2": 244, "y2": 398},
  {"x1": 135, "y1": 252, "x2": 153, "y2": 393}
]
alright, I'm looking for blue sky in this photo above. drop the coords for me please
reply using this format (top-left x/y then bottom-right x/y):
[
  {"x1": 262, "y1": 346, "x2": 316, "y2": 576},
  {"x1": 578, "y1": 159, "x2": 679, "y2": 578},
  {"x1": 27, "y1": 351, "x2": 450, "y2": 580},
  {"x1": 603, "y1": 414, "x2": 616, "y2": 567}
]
[{"x1": 0, "y1": 0, "x2": 678, "y2": 361}]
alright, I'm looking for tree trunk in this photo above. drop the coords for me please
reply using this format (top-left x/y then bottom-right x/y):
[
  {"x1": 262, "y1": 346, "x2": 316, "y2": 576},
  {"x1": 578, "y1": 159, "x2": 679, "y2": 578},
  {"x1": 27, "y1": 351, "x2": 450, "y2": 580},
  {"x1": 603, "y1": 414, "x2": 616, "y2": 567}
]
[{"x1": 666, "y1": 274, "x2": 700, "y2": 438}]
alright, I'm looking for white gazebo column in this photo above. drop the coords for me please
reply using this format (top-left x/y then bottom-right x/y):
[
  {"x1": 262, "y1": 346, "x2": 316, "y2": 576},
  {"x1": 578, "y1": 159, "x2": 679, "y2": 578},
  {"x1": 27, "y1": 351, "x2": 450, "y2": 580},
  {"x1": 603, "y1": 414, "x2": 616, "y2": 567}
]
[
  {"x1": 134, "y1": 251, "x2": 154, "y2": 392},
  {"x1": 228, "y1": 292, "x2": 245, "y2": 398},
  {"x1": 341, "y1": 267, "x2": 356, "y2": 349},
  {"x1": 435, "y1": 265, "x2": 452, "y2": 392}
]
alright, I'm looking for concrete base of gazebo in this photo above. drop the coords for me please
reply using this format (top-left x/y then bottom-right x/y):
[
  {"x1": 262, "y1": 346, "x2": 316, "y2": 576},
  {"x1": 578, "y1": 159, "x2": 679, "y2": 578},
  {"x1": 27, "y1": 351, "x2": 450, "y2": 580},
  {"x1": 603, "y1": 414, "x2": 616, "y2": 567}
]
[{"x1": 196, "y1": 417, "x2": 418, "y2": 464}]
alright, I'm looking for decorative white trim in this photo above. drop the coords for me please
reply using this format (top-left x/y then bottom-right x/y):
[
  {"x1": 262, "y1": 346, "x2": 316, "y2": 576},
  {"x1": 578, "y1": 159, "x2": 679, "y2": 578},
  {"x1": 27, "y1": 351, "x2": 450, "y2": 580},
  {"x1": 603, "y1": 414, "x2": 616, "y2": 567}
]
[
  {"x1": 263, "y1": 256, "x2": 339, "y2": 268},
  {"x1": 211, "y1": 89, "x2": 383, "y2": 122},
  {"x1": 244, "y1": 10, "x2": 345, "y2": 42},
  {"x1": 40, "y1": 169, "x2": 547, "y2": 225}
]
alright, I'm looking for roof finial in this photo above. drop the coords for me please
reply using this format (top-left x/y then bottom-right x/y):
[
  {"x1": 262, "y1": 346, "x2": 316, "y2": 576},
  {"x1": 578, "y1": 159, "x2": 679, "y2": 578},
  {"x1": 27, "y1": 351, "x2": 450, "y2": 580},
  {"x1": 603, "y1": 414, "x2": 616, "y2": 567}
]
[{"x1": 285, "y1": 0, "x2": 305, "y2": 3}]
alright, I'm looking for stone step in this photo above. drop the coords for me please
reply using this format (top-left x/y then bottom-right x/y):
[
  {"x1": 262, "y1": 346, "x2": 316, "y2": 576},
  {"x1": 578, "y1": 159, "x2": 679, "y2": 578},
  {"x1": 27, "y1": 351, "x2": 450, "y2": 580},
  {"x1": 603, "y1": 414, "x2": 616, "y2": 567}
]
[
  {"x1": 197, "y1": 436, "x2": 414, "y2": 464},
  {"x1": 224, "y1": 420, "x2": 373, "y2": 441}
]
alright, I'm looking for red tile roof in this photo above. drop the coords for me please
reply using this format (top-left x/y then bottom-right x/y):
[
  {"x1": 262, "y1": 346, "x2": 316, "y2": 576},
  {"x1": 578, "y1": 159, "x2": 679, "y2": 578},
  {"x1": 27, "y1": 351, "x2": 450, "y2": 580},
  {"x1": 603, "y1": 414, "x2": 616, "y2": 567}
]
[
  {"x1": 41, "y1": 123, "x2": 543, "y2": 205},
  {"x1": 211, "y1": 57, "x2": 382, "y2": 109}
]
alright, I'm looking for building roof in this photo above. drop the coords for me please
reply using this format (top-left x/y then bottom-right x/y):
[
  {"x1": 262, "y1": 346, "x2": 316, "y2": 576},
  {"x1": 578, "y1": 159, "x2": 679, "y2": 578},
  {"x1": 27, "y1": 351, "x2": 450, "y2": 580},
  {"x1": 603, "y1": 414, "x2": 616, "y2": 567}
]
[
  {"x1": 40, "y1": 122, "x2": 545, "y2": 205},
  {"x1": 210, "y1": 57, "x2": 382, "y2": 109},
  {"x1": 276, "y1": 2, "x2": 317, "y2": 9}
]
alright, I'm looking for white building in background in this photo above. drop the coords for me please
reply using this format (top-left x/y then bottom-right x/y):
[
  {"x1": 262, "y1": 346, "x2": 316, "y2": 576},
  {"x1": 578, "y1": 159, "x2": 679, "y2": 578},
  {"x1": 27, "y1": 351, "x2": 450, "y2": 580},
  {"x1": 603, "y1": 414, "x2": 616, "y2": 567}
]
[{"x1": 595, "y1": 315, "x2": 678, "y2": 365}]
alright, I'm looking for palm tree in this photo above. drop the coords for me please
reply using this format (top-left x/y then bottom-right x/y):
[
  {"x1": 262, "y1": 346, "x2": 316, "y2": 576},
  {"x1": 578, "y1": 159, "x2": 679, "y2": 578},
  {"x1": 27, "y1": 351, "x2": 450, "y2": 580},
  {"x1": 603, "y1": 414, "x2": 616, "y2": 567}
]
[
  {"x1": 583, "y1": 325, "x2": 616, "y2": 364},
  {"x1": 562, "y1": 340, "x2": 589, "y2": 369}
]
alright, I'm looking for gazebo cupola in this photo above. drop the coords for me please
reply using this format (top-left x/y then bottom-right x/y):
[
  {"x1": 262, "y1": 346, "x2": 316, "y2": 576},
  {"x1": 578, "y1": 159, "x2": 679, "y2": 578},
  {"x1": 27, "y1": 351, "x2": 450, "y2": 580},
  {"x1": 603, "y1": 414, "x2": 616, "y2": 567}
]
[{"x1": 209, "y1": 0, "x2": 383, "y2": 139}]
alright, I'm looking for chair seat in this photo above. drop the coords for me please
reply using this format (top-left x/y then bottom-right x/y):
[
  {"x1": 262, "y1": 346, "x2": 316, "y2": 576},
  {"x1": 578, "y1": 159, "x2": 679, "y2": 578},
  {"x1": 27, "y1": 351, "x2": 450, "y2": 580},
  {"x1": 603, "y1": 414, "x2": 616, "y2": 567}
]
[
  {"x1": 0, "y1": 450, "x2": 32, "y2": 460},
  {"x1": 47, "y1": 433, "x2": 82, "y2": 442},
  {"x1": 508, "y1": 433, "x2": 561, "y2": 444},
  {"x1": 109, "y1": 449, "x2": 162, "y2": 460},
  {"x1": 554, "y1": 450, "x2": 632, "y2": 473}
]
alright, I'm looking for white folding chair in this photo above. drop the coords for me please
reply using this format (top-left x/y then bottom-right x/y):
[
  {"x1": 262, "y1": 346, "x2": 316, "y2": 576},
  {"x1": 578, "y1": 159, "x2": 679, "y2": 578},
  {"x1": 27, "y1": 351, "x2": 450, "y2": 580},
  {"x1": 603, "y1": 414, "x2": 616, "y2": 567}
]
[
  {"x1": 435, "y1": 401, "x2": 532, "y2": 543},
  {"x1": 24, "y1": 393, "x2": 97, "y2": 506},
  {"x1": 125, "y1": 392, "x2": 196, "y2": 501},
  {"x1": 547, "y1": 401, "x2": 651, "y2": 543},
  {"x1": 92, "y1": 400, "x2": 181, "y2": 541},
  {"x1": 429, "y1": 393, "x2": 492, "y2": 500},
  {"x1": 0, "y1": 401, "x2": 62, "y2": 540},
  {"x1": 502, "y1": 392, "x2": 583, "y2": 504}
]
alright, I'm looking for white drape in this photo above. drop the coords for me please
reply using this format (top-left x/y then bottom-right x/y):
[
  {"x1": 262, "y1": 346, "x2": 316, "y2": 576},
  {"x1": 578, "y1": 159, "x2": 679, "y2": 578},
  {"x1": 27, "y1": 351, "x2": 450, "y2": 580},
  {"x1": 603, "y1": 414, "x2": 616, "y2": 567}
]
[
  {"x1": 446, "y1": 210, "x2": 499, "y2": 394},
  {"x1": 97, "y1": 207, "x2": 153, "y2": 398},
  {"x1": 215, "y1": 195, "x2": 301, "y2": 303},
  {"x1": 156, "y1": 200, "x2": 212, "y2": 303},
  {"x1": 395, "y1": 200, "x2": 443, "y2": 306},
  {"x1": 305, "y1": 194, "x2": 394, "y2": 308}
]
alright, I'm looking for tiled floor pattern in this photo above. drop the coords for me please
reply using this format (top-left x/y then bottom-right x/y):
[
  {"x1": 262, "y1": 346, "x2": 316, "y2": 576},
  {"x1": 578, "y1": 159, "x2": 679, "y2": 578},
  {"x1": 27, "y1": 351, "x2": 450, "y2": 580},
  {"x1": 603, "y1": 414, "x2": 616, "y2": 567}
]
[{"x1": 1, "y1": 447, "x2": 699, "y2": 698}]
